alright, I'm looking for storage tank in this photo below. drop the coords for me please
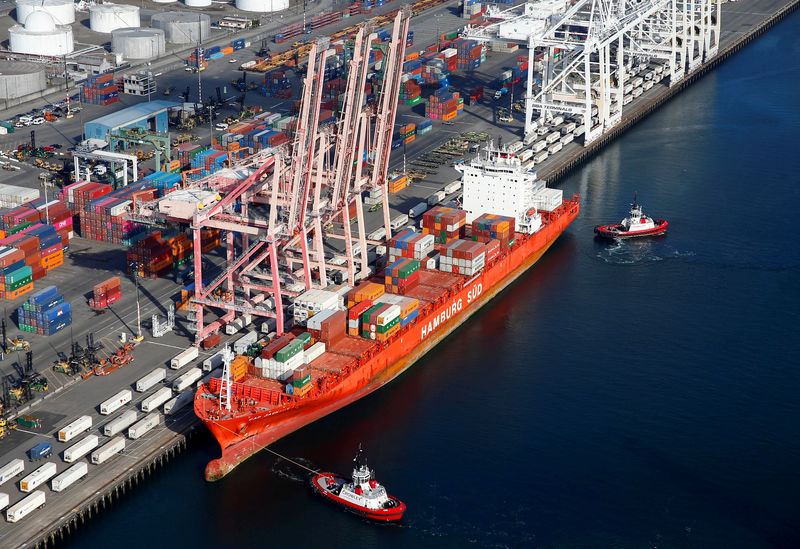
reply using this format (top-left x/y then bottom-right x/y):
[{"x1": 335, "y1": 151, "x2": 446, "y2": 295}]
[
  {"x1": 236, "y1": 0, "x2": 289, "y2": 12},
  {"x1": 0, "y1": 60, "x2": 46, "y2": 100},
  {"x1": 16, "y1": 0, "x2": 75, "y2": 25},
  {"x1": 9, "y1": 11, "x2": 74, "y2": 56},
  {"x1": 185, "y1": 0, "x2": 212, "y2": 6},
  {"x1": 89, "y1": 4, "x2": 140, "y2": 33},
  {"x1": 151, "y1": 12, "x2": 210, "y2": 44},
  {"x1": 111, "y1": 27, "x2": 165, "y2": 60}
]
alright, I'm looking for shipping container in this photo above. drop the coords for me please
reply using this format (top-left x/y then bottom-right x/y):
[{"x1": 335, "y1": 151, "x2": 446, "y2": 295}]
[
  {"x1": 57, "y1": 416, "x2": 92, "y2": 442},
  {"x1": 99, "y1": 389, "x2": 132, "y2": 415},
  {"x1": 51, "y1": 462, "x2": 88, "y2": 492},
  {"x1": 141, "y1": 386, "x2": 173, "y2": 412},
  {"x1": 202, "y1": 351, "x2": 225, "y2": 372},
  {"x1": 409, "y1": 202, "x2": 428, "y2": 218},
  {"x1": 91, "y1": 436, "x2": 125, "y2": 464},
  {"x1": 164, "y1": 390, "x2": 194, "y2": 415},
  {"x1": 170, "y1": 347, "x2": 199, "y2": 369},
  {"x1": 103, "y1": 409, "x2": 138, "y2": 437},
  {"x1": 135, "y1": 368, "x2": 166, "y2": 392},
  {"x1": 427, "y1": 191, "x2": 446, "y2": 206},
  {"x1": 6, "y1": 491, "x2": 45, "y2": 523},
  {"x1": 444, "y1": 181, "x2": 462, "y2": 194},
  {"x1": 173, "y1": 368, "x2": 203, "y2": 392},
  {"x1": 0, "y1": 493, "x2": 7, "y2": 511},
  {"x1": 128, "y1": 412, "x2": 161, "y2": 440},
  {"x1": 63, "y1": 435, "x2": 99, "y2": 463},
  {"x1": 19, "y1": 462, "x2": 57, "y2": 492},
  {"x1": 0, "y1": 459, "x2": 24, "y2": 486},
  {"x1": 27, "y1": 442, "x2": 52, "y2": 461}
]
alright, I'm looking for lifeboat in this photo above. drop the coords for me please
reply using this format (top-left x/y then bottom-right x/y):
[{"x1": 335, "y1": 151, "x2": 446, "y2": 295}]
[
  {"x1": 311, "y1": 445, "x2": 405, "y2": 521},
  {"x1": 594, "y1": 195, "x2": 668, "y2": 239}
]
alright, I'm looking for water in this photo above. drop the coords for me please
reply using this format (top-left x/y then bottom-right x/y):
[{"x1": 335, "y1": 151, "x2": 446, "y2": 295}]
[{"x1": 64, "y1": 14, "x2": 800, "y2": 549}]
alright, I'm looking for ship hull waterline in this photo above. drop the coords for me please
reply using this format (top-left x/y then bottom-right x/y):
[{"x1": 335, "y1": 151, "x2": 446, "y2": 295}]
[{"x1": 198, "y1": 202, "x2": 579, "y2": 481}]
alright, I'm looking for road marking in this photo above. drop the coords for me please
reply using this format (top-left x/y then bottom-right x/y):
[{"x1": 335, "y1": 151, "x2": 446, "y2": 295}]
[
  {"x1": 14, "y1": 428, "x2": 50, "y2": 438},
  {"x1": 144, "y1": 341, "x2": 189, "y2": 351}
]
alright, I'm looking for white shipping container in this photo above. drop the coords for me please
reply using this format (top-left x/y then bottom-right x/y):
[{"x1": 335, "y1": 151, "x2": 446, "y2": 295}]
[
  {"x1": 533, "y1": 188, "x2": 564, "y2": 211},
  {"x1": 58, "y1": 415, "x2": 93, "y2": 442},
  {"x1": 51, "y1": 462, "x2": 88, "y2": 492},
  {"x1": 91, "y1": 437, "x2": 125, "y2": 464},
  {"x1": 63, "y1": 435, "x2": 99, "y2": 463},
  {"x1": 546, "y1": 131, "x2": 561, "y2": 144},
  {"x1": 164, "y1": 390, "x2": 194, "y2": 415},
  {"x1": 20, "y1": 463, "x2": 57, "y2": 492},
  {"x1": 6, "y1": 491, "x2": 45, "y2": 523},
  {"x1": 368, "y1": 227, "x2": 386, "y2": 241},
  {"x1": 531, "y1": 141, "x2": 547, "y2": 153},
  {"x1": 202, "y1": 351, "x2": 225, "y2": 372},
  {"x1": 426, "y1": 191, "x2": 446, "y2": 206},
  {"x1": 0, "y1": 459, "x2": 24, "y2": 486},
  {"x1": 0, "y1": 493, "x2": 7, "y2": 510},
  {"x1": 233, "y1": 330, "x2": 258, "y2": 355},
  {"x1": 100, "y1": 389, "x2": 132, "y2": 415},
  {"x1": 550, "y1": 116, "x2": 564, "y2": 126},
  {"x1": 507, "y1": 140, "x2": 524, "y2": 153},
  {"x1": 141, "y1": 387, "x2": 173, "y2": 412},
  {"x1": 136, "y1": 368, "x2": 166, "y2": 392},
  {"x1": 547, "y1": 142, "x2": 563, "y2": 154},
  {"x1": 390, "y1": 214, "x2": 409, "y2": 230},
  {"x1": 128, "y1": 413, "x2": 161, "y2": 440},
  {"x1": 533, "y1": 150, "x2": 549, "y2": 163},
  {"x1": 170, "y1": 347, "x2": 199, "y2": 369},
  {"x1": 173, "y1": 368, "x2": 203, "y2": 392},
  {"x1": 518, "y1": 149, "x2": 534, "y2": 163},
  {"x1": 104, "y1": 410, "x2": 138, "y2": 437},
  {"x1": 444, "y1": 180, "x2": 462, "y2": 194},
  {"x1": 560, "y1": 134, "x2": 574, "y2": 146}
]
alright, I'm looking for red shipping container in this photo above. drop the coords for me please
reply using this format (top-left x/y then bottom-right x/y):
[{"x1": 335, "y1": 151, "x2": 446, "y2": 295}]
[{"x1": 203, "y1": 333, "x2": 221, "y2": 349}]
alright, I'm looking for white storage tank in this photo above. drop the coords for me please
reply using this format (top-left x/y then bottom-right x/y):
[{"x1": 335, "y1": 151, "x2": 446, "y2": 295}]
[
  {"x1": 111, "y1": 27, "x2": 166, "y2": 60},
  {"x1": 103, "y1": 410, "x2": 138, "y2": 437},
  {"x1": 63, "y1": 435, "x2": 99, "y2": 463},
  {"x1": 6, "y1": 491, "x2": 45, "y2": 523},
  {"x1": 89, "y1": 4, "x2": 140, "y2": 33},
  {"x1": 128, "y1": 413, "x2": 161, "y2": 440},
  {"x1": 151, "y1": 12, "x2": 210, "y2": 44},
  {"x1": 141, "y1": 387, "x2": 172, "y2": 412},
  {"x1": 51, "y1": 462, "x2": 88, "y2": 492},
  {"x1": 173, "y1": 368, "x2": 202, "y2": 392},
  {"x1": 9, "y1": 11, "x2": 74, "y2": 56},
  {"x1": 100, "y1": 389, "x2": 132, "y2": 415},
  {"x1": 170, "y1": 346, "x2": 199, "y2": 369},
  {"x1": 16, "y1": 0, "x2": 75, "y2": 24},
  {"x1": 0, "y1": 60, "x2": 46, "y2": 100},
  {"x1": 136, "y1": 368, "x2": 166, "y2": 392},
  {"x1": 19, "y1": 462, "x2": 57, "y2": 492},
  {"x1": 91, "y1": 437, "x2": 125, "y2": 464},
  {"x1": 236, "y1": 0, "x2": 289, "y2": 12},
  {"x1": 0, "y1": 459, "x2": 25, "y2": 486},
  {"x1": 58, "y1": 415, "x2": 92, "y2": 442},
  {"x1": 164, "y1": 390, "x2": 194, "y2": 415}
]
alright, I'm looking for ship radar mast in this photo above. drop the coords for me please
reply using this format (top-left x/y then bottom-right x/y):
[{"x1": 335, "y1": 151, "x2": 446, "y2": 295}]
[
  {"x1": 219, "y1": 345, "x2": 234, "y2": 412},
  {"x1": 352, "y1": 444, "x2": 372, "y2": 485}
]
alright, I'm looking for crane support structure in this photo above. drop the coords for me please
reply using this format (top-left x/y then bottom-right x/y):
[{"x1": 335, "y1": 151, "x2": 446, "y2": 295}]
[
  {"x1": 463, "y1": 0, "x2": 719, "y2": 143},
  {"x1": 127, "y1": 9, "x2": 411, "y2": 343}
]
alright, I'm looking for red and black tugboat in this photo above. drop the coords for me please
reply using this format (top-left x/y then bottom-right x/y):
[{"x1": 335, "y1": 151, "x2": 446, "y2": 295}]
[
  {"x1": 594, "y1": 194, "x2": 668, "y2": 239},
  {"x1": 311, "y1": 445, "x2": 405, "y2": 522}
]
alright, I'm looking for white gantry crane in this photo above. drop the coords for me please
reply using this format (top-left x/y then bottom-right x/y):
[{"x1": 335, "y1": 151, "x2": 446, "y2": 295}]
[{"x1": 463, "y1": 0, "x2": 719, "y2": 143}]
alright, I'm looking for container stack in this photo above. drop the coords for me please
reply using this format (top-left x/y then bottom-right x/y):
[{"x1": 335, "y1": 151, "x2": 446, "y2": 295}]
[
  {"x1": 89, "y1": 276, "x2": 122, "y2": 309},
  {"x1": 0, "y1": 233, "x2": 43, "y2": 285},
  {"x1": 347, "y1": 281, "x2": 385, "y2": 307},
  {"x1": 421, "y1": 206, "x2": 466, "y2": 243},
  {"x1": 347, "y1": 299, "x2": 374, "y2": 336},
  {"x1": 439, "y1": 239, "x2": 486, "y2": 276},
  {"x1": 306, "y1": 309, "x2": 346, "y2": 345},
  {"x1": 400, "y1": 80, "x2": 421, "y2": 106},
  {"x1": 126, "y1": 231, "x2": 173, "y2": 279},
  {"x1": 81, "y1": 72, "x2": 119, "y2": 106},
  {"x1": 426, "y1": 88, "x2": 462, "y2": 120},
  {"x1": 467, "y1": 85, "x2": 484, "y2": 105},
  {"x1": 230, "y1": 355, "x2": 249, "y2": 382},
  {"x1": 0, "y1": 199, "x2": 73, "y2": 245},
  {"x1": 289, "y1": 365, "x2": 312, "y2": 399},
  {"x1": 417, "y1": 119, "x2": 432, "y2": 136},
  {"x1": 360, "y1": 303, "x2": 401, "y2": 342},
  {"x1": 0, "y1": 184, "x2": 39, "y2": 209},
  {"x1": 0, "y1": 248, "x2": 32, "y2": 300},
  {"x1": 18, "y1": 286, "x2": 71, "y2": 335},
  {"x1": 453, "y1": 38, "x2": 484, "y2": 70},
  {"x1": 387, "y1": 229, "x2": 435, "y2": 261},
  {"x1": 461, "y1": 0, "x2": 484, "y2": 18},
  {"x1": 308, "y1": 11, "x2": 342, "y2": 31},
  {"x1": 273, "y1": 22, "x2": 303, "y2": 43},
  {"x1": 293, "y1": 289, "x2": 341, "y2": 325},
  {"x1": 376, "y1": 293, "x2": 420, "y2": 327},
  {"x1": 470, "y1": 213, "x2": 516, "y2": 247},
  {"x1": 187, "y1": 48, "x2": 208, "y2": 71},
  {"x1": 483, "y1": 239, "x2": 502, "y2": 263},
  {"x1": 384, "y1": 258, "x2": 420, "y2": 295},
  {"x1": 397, "y1": 123, "x2": 416, "y2": 145},
  {"x1": 260, "y1": 69, "x2": 292, "y2": 99},
  {"x1": 387, "y1": 174, "x2": 408, "y2": 194}
]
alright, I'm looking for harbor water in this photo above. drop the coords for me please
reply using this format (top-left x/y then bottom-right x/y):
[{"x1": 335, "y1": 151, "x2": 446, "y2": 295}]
[{"x1": 63, "y1": 12, "x2": 800, "y2": 549}]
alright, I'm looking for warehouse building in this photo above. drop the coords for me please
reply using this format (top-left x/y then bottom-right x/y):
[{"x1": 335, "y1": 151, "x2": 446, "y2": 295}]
[{"x1": 84, "y1": 100, "x2": 178, "y2": 141}]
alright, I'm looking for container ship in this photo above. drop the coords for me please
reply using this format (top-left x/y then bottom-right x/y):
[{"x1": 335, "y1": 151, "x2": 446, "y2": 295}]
[{"x1": 195, "y1": 145, "x2": 579, "y2": 480}]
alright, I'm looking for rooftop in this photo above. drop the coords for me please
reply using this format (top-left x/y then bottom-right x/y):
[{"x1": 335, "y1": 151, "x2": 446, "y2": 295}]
[{"x1": 88, "y1": 100, "x2": 179, "y2": 128}]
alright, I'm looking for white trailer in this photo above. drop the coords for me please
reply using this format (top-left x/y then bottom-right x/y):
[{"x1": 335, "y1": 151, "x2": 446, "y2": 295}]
[
  {"x1": 63, "y1": 435, "x2": 99, "y2": 463},
  {"x1": 164, "y1": 391, "x2": 194, "y2": 415},
  {"x1": 443, "y1": 180, "x2": 461, "y2": 194},
  {"x1": 507, "y1": 140, "x2": 524, "y2": 153},
  {"x1": 560, "y1": 134, "x2": 575, "y2": 146},
  {"x1": 58, "y1": 415, "x2": 93, "y2": 442},
  {"x1": 426, "y1": 191, "x2": 446, "y2": 206},
  {"x1": 99, "y1": 389, "x2": 132, "y2": 415},
  {"x1": 550, "y1": 115, "x2": 564, "y2": 126},
  {"x1": 518, "y1": 149, "x2": 534, "y2": 163},
  {"x1": 545, "y1": 131, "x2": 561, "y2": 144},
  {"x1": 202, "y1": 351, "x2": 224, "y2": 372},
  {"x1": 6, "y1": 491, "x2": 45, "y2": 523},
  {"x1": 368, "y1": 227, "x2": 386, "y2": 241},
  {"x1": 561, "y1": 122, "x2": 577, "y2": 135},
  {"x1": 91, "y1": 437, "x2": 125, "y2": 464},
  {"x1": 128, "y1": 413, "x2": 161, "y2": 440},
  {"x1": 0, "y1": 459, "x2": 24, "y2": 486},
  {"x1": 531, "y1": 140, "x2": 547, "y2": 153},
  {"x1": 408, "y1": 202, "x2": 427, "y2": 218},
  {"x1": 390, "y1": 214, "x2": 409, "y2": 231},
  {"x1": 170, "y1": 347, "x2": 199, "y2": 369},
  {"x1": 103, "y1": 410, "x2": 138, "y2": 437},
  {"x1": 173, "y1": 368, "x2": 203, "y2": 392},
  {"x1": 547, "y1": 142, "x2": 563, "y2": 154},
  {"x1": 533, "y1": 150, "x2": 549, "y2": 163},
  {"x1": 0, "y1": 493, "x2": 7, "y2": 511},
  {"x1": 136, "y1": 368, "x2": 166, "y2": 392},
  {"x1": 51, "y1": 462, "x2": 88, "y2": 492},
  {"x1": 20, "y1": 462, "x2": 57, "y2": 492},
  {"x1": 141, "y1": 387, "x2": 173, "y2": 412}
]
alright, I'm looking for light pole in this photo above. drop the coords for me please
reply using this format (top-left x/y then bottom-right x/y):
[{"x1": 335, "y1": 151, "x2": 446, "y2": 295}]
[
  {"x1": 435, "y1": 14, "x2": 443, "y2": 52},
  {"x1": 130, "y1": 263, "x2": 143, "y2": 341},
  {"x1": 146, "y1": 62, "x2": 152, "y2": 102}
]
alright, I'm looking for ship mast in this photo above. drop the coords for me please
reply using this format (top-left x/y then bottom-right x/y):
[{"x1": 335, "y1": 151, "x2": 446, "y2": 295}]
[{"x1": 219, "y1": 345, "x2": 234, "y2": 413}]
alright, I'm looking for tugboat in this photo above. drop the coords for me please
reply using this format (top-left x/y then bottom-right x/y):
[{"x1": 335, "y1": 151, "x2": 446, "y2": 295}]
[
  {"x1": 594, "y1": 194, "x2": 668, "y2": 239},
  {"x1": 311, "y1": 445, "x2": 406, "y2": 522}
]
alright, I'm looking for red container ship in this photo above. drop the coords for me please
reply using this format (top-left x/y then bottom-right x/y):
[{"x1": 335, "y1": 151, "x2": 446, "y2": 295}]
[{"x1": 195, "y1": 146, "x2": 580, "y2": 481}]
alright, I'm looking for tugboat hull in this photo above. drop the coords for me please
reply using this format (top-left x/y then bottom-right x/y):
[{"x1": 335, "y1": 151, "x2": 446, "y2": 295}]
[
  {"x1": 311, "y1": 473, "x2": 406, "y2": 521},
  {"x1": 594, "y1": 220, "x2": 668, "y2": 239}
]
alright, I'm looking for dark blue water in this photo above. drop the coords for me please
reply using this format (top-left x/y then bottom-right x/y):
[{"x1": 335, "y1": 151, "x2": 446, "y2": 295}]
[{"x1": 65, "y1": 13, "x2": 800, "y2": 549}]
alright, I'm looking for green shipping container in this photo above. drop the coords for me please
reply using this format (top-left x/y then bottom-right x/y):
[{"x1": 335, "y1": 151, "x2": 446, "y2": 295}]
[
  {"x1": 297, "y1": 332, "x2": 312, "y2": 346},
  {"x1": 275, "y1": 339, "x2": 303, "y2": 362},
  {"x1": 8, "y1": 222, "x2": 34, "y2": 235},
  {"x1": 9, "y1": 275, "x2": 32, "y2": 291},
  {"x1": 292, "y1": 373, "x2": 311, "y2": 388},
  {"x1": 5, "y1": 266, "x2": 33, "y2": 285},
  {"x1": 406, "y1": 96, "x2": 422, "y2": 106}
]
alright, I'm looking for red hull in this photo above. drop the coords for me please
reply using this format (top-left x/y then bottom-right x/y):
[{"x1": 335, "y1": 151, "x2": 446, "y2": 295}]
[{"x1": 195, "y1": 197, "x2": 580, "y2": 481}]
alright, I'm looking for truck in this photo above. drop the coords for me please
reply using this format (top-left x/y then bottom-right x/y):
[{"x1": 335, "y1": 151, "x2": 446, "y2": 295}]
[
  {"x1": 6, "y1": 490, "x2": 45, "y2": 523},
  {"x1": 63, "y1": 435, "x2": 99, "y2": 463},
  {"x1": 99, "y1": 389, "x2": 132, "y2": 415},
  {"x1": 0, "y1": 459, "x2": 25, "y2": 485},
  {"x1": 170, "y1": 347, "x2": 199, "y2": 369},
  {"x1": 103, "y1": 410, "x2": 138, "y2": 437},
  {"x1": 390, "y1": 214, "x2": 409, "y2": 231},
  {"x1": 91, "y1": 437, "x2": 125, "y2": 464},
  {"x1": 57, "y1": 416, "x2": 92, "y2": 442},
  {"x1": 173, "y1": 368, "x2": 203, "y2": 392},
  {"x1": 127, "y1": 413, "x2": 161, "y2": 440},
  {"x1": 141, "y1": 387, "x2": 173, "y2": 412},
  {"x1": 20, "y1": 462, "x2": 57, "y2": 492},
  {"x1": 28, "y1": 442, "x2": 52, "y2": 461},
  {"x1": 135, "y1": 368, "x2": 166, "y2": 392},
  {"x1": 409, "y1": 202, "x2": 428, "y2": 218},
  {"x1": 164, "y1": 391, "x2": 194, "y2": 415},
  {"x1": 426, "y1": 191, "x2": 446, "y2": 206},
  {"x1": 51, "y1": 462, "x2": 88, "y2": 492}
]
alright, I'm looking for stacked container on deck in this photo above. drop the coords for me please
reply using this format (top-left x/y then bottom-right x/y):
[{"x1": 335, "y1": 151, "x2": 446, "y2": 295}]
[
  {"x1": 18, "y1": 285, "x2": 71, "y2": 335},
  {"x1": 421, "y1": 206, "x2": 466, "y2": 243},
  {"x1": 376, "y1": 292, "x2": 419, "y2": 327},
  {"x1": 439, "y1": 239, "x2": 485, "y2": 276},
  {"x1": 360, "y1": 302, "x2": 401, "y2": 341},
  {"x1": 387, "y1": 228, "x2": 434, "y2": 261},
  {"x1": 81, "y1": 72, "x2": 119, "y2": 106},
  {"x1": 470, "y1": 213, "x2": 516, "y2": 247},
  {"x1": 384, "y1": 258, "x2": 420, "y2": 295}
]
